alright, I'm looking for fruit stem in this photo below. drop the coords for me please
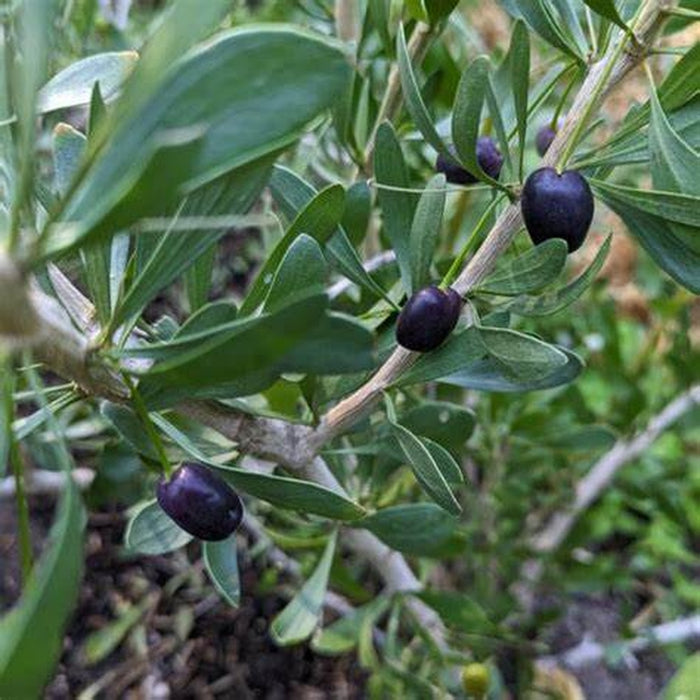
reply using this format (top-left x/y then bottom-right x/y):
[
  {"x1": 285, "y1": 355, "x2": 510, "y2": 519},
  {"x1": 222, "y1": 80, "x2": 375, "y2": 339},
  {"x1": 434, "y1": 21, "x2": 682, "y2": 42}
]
[
  {"x1": 121, "y1": 372, "x2": 172, "y2": 478},
  {"x1": 440, "y1": 194, "x2": 506, "y2": 290},
  {"x1": 555, "y1": 7, "x2": 646, "y2": 170}
]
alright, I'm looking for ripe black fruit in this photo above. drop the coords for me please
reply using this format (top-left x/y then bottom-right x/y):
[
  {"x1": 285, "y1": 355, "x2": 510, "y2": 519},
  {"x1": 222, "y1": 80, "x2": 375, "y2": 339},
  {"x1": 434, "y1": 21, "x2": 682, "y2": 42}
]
[
  {"x1": 535, "y1": 124, "x2": 557, "y2": 156},
  {"x1": 396, "y1": 286, "x2": 461, "y2": 352},
  {"x1": 157, "y1": 463, "x2": 243, "y2": 541},
  {"x1": 435, "y1": 137, "x2": 504, "y2": 185},
  {"x1": 521, "y1": 167, "x2": 594, "y2": 253}
]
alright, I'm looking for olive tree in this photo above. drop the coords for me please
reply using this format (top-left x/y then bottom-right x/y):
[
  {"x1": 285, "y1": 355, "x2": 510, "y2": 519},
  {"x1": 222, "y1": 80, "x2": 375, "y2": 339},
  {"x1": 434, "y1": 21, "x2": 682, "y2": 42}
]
[{"x1": 0, "y1": 0, "x2": 698, "y2": 696}]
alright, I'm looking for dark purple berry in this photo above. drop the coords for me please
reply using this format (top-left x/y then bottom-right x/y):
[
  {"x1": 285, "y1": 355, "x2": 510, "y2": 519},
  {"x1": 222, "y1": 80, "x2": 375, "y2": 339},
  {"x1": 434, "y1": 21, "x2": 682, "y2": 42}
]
[
  {"x1": 157, "y1": 463, "x2": 243, "y2": 541},
  {"x1": 521, "y1": 167, "x2": 594, "y2": 254},
  {"x1": 396, "y1": 286, "x2": 462, "y2": 352},
  {"x1": 435, "y1": 137, "x2": 504, "y2": 185},
  {"x1": 535, "y1": 124, "x2": 557, "y2": 157}
]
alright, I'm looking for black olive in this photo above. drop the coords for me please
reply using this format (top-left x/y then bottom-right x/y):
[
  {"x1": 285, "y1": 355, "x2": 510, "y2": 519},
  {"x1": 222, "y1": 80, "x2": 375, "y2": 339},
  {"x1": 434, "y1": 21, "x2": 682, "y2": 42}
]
[
  {"x1": 521, "y1": 167, "x2": 594, "y2": 253},
  {"x1": 436, "y1": 137, "x2": 504, "y2": 185},
  {"x1": 535, "y1": 124, "x2": 557, "y2": 156},
  {"x1": 396, "y1": 286, "x2": 462, "y2": 352},
  {"x1": 156, "y1": 463, "x2": 243, "y2": 541}
]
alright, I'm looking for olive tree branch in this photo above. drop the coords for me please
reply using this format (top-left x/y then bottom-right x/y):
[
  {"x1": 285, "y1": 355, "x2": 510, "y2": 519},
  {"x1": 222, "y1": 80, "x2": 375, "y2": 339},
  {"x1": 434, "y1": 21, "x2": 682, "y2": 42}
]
[
  {"x1": 0, "y1": 255, "x2": 446, "y2": 647},
  {"x1": 314, "y1": 0, "x2": 673, "y2": 446}
]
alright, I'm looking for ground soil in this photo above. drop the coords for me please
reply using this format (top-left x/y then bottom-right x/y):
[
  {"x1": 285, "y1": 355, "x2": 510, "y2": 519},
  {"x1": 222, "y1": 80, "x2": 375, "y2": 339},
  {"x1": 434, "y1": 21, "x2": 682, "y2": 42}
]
[
  {"x1": 1, "y1": 496, "x2": 687, "y2": 699},
  {"x1": 0, "y1": 498, "x2": 366, "y2": 699}
]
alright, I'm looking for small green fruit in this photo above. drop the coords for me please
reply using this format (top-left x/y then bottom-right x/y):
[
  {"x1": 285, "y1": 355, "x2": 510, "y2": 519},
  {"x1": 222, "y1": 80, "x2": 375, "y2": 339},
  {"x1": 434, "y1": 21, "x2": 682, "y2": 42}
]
[{"x1": 461, "y1": 662, "x2": 489, "y2": 698}]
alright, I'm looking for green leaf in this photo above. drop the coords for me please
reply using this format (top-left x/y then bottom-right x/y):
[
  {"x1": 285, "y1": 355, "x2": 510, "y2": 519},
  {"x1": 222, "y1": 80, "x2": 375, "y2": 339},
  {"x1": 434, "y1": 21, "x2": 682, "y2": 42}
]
[
  {"x1": 374, "y1": 122, "x2": 416, "y2": 294},
  {"x1": 591, "y1": 180, "x2": 700, "y2": 228},
  {"x1": 397, "y1": 326, "x2": 487, "y2": 387},
  {"x1": 100, "y1": 402, "x2": 159, "y2": 461},
  {"x1": 417, "y1": 590, "x2": 497, "y2": 634},
  {"x1": 184, "y1": 244, "x2": 216, "y2": 313},
  {"x1": 397, "y1": 25, "x2": 449, "y2": 157},
  {"x1": 400, "y1": 401, "x2": 475, "y2": 450},
  {"x1": 37, "y1": 51, "x2": 138, "y2": 113},
  {"x1": 43, "y1": 125, "x2": 205, "y2": 258},
  {"x1": 581, "y1": 0, "x2": 628, "y2": 30},
  {"x1": 223, "y1": 467, "x2": 367, "y2": 522},
  {"x1": 514, "y1": 0, "x2": 581, "y2": 59},
  {"x1": 112, "y1": 158, "x2": 273, "y2": 329},
  {"x1": 88, "y1": 82, "x2": 107, "y2": 138},
  {"x1": 421, "y1": 437, "x2": 464, "y2": 484},
  {"x1": 477, "y1": 326, "x2": 568, "y2": 381},
  {"x1": 271, "y1": 532, "x2": 337, "y2": 645},
  {"x1": 478, "y1": 238, "x2": 568, "y2": 295},
  {"x1": 277, "y1": 313, "x2": 376, "y2": 375},
  {"x1": 452, "y1": 56, "x2": 507, "y2": 190},
  {"x1": 442, "y1": 346, "x2": 583, "y2": 393},
  {"x1": 52, "y1": 123, "x2": 86, "y2": 197},
  {"x1": 137, "y1": 295, "x2": 328, "y2": 407},
  {"x1": 0, "y1": 481, "x2": 84, "y2": 699},
  {"x1": 649, "y1": 82, "x2": 699, "y2": 196},
  {"x1": 269, "y1": 165, "x2": 390, "y2": 302},
  {"x1": 387, "y1": 400, "x2": 461, "y2": 515},
  {"x1": 312, "y1": 596, "x2": 390, "y2": 656},
  {"x1": 50, "y1": 26, "x2": 351, "y2": 253},
  {"x1": 508, "y1": 235, "x2": 611, "y2": 316},
  {"x1": 358, "y1": 504, "x2": 458, "y2": 556},
  {"x1": 110, "y1": 0, "x2": 231, "y2": 124},
  {"x1": 342, "y1": 181, "x2": 372, "y2": 247},
  {"x1": 663, "y1": 652, "x2": 700, "y2": 700},
  {"x1": 203, "y1": 535, "x2": 240, "y2": 607},
  {"x1": 598, "y1": 197, "x2": 700, "y2": 294},
  {"x1": 409, "y1": 174, "x2": 446, "y2": 291},
  {"x1": 153, "y1": 416, "x2": 365, "y2": 521},
  {"x1": 264, "y1": 234, "x2": 328, "y2": 313},
  {"x1": 424, "y1": 0, "x2": 460, "y2": 23},
  {"x1": 241, "y1": 184, "x2": 345, "y2": 315},
  {"x1": 124, "y1": 499, "x2": 193, "y2": 554},
  {"x1": 368, "y1": 0, "x2": 393, "y2": 56},
  {"x1": 175, "y1": 301, "x2": 238, "y2": 338},
  {"x1": 510, "y1": 20, "x2": 530, "y2": 179}
]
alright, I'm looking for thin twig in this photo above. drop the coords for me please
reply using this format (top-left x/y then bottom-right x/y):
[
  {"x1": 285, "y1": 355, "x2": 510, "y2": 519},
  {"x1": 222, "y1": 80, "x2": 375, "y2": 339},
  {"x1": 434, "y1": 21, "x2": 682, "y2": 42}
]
[
  {"x1": 539, "y1": 615, "x2": 700, "y2": 670},
  {"x1": 532, "y1": 385, "x2": 700, "y2": 554},
  {"x1": 514, "y1": 385, "x2": 700, "y2": 613}
]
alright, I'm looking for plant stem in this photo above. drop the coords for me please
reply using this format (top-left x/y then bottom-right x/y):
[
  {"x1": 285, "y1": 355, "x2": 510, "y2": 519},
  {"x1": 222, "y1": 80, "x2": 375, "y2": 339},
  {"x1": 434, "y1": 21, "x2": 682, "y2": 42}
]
[
  {"x1": 121, "y1": 372, "x2": 172, "y2": 477},
  {"x1": 664, "y1": 6, "x2": 700, "y2": 19},
  {"x1": 2, "y1": 354, "x2": 32, "y2": 581},
  {"x1": 441, "y1": 193, "x2": 506, "y2": 290},
  {"x1": 10, "y1": 440, "x2": 33, "y2": 583}
]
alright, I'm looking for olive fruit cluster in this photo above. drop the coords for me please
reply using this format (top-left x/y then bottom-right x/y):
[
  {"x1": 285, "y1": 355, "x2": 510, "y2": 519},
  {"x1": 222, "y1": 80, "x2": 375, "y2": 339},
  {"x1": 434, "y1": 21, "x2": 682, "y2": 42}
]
[
  {"x1": 396, "y1": 286, "x2": 461, "y2": 352},
  {"x1": 521, "y1": 167, "x2": 594, "y2": 253},
  {"x1": 157, "y1": 463, "x2": 244, "y2": 541},
  {"x1": 435, "y1": 137, "x2": 504, "y2": 184}
]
